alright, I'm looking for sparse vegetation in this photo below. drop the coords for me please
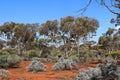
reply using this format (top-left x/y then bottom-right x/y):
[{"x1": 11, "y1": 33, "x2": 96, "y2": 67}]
[
  {"x1": 0, "y1": 50, "x2": 21, "y2": 68},
  {"x1": 0, "y1": 0, "x2": 119, "y2": 79},
  {"x1": 76, "y1": 57, "x2": 120, "y2": 80},
  {"x1": 26, "y1": 57, "x2": 47, "y2": 73},
  {"x1": 52, "y1": 58, "x2": 77, "y2": 71},
  {"x1": 0, "y1": 69, "x2": 9, "y2": 80}
]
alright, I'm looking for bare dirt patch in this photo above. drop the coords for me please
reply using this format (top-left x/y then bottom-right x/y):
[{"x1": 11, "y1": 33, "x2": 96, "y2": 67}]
[{"x1": 0, "y1": 61, "x2": 96, "y2": 80}]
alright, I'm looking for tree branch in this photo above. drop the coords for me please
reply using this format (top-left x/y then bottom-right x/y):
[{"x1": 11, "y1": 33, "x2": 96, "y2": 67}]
[
  {"x1": 102, "y1": 1, "x2": 120, "y2": 15},
  {"x1": 77, "y1": 0, "x2": 92, "y2": 15}
]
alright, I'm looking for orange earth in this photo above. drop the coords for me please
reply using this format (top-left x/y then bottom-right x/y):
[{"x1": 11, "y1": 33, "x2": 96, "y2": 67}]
[{"x1": 0, "y1": 61, "x2": 96, "y2": 80}]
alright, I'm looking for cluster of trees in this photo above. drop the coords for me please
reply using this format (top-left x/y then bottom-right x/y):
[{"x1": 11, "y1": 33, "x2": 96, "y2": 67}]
[
  {"x1": 98, "y1": 28, "x2": 120, "y2": 53},
  {"x1": 0, "y1": 0, "x2": 119, "y2": 61},
  {"x1": 0, "y1": 16, "x2": 99, "y2": 57}
]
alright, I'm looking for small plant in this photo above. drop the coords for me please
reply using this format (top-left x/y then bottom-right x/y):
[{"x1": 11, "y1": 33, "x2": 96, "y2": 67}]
[
  {"x1": 52, "y1": 58, "x2": 77, "y2": 71},
  {"x1": 76, "y1": 58, "x2": 120, "y2": 80},
  {"x1": 22, "y1": 50, "x2": 42, "y2": 60},
  {"x1": 0, "y1": 53, "x2": 21, "y2": 68},
  {"x1": 7, "y1": 54, "x2": 22, "y2": 67},
  {"x1": 26, "y1": 57, "x2": 47, "y2": 73},
  {"x1": 0, "y1": 69, "x2": 9, "y2": 80}
]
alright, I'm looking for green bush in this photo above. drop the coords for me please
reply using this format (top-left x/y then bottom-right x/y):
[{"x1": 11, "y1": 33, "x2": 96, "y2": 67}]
[
  {"x1": 0, "y1": 54, "x2": 21, "y2": 68},
  {"x1": 0, "y1": 51, "x2": 10, "y2": 55},
  {"x1": 2, "y1": 48, "x2": 18, "y2": 54},
  {"x1": 0, "y1": 55, "x2": 9, "y2": 68},
  {"x1": 106, "y1": 50, "x2": 120, "y2": 59},
  {"x1": 22, "y1": 50, "x2": 42, "y2": 60},
  {"x1": 69, "y1": 55, "x2": 79, "y2": 62},
  {"x1": 7, "y1": 54, "x2": 21, "y2": 67},
  {"x1": 51, "y1": 49, "x2": 61, "y2": 57}
]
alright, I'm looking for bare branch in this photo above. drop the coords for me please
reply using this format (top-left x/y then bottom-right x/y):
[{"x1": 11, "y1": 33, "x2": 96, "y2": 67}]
[
  {"x1": 77, "y1": 0, "x2": 92, "y2": 15},
  {"x1": 102, "y1": 1, "x2": 120, "y2": 15}
]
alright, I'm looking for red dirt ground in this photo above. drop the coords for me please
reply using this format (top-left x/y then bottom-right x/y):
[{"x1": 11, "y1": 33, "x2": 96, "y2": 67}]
[{"x1": 0, "y1": 61, "x2": 96, "y2": 80}]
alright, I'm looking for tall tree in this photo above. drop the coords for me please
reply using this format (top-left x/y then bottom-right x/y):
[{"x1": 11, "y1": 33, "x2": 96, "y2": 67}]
[
  {"x1": 0, "y1": 22, "x2": 38, "y2": 54},
  {"x1": 60, "y1": 16, "x2": 99, "y2": 58},
  {"x1": 39, "y1": 20, "x2": 58, "y2": 46}
]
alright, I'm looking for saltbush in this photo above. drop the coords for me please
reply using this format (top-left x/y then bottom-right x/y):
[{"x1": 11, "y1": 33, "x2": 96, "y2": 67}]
[
  {"x1": 7, "y1": 54, "x2": 21, "y2": 67},
  {"x1": 0, "y1": 69, "x2": 9, "y2": 80},
  {"x1": 106, "y1": 51, "x2": 120, "y2": 59},
  {"x1": 52, "y1": 58, "x2": 77, "y2": 71},
  {"x1": 22, "y1": 50, "x2": 42, "y2": 60},
  {"x1": 69, "y1": 55, "x2": 79, "y2": 62},
  {"x1": 26, "y1": 57, "x2": 47, "y2": 73},
  {"x1": 0, "y1": 53, "x2": 21, "y2": 68},
  {"x1": 2, "y1": 48, "x2": 18, "y2": 54},
  {"x1": 0, "y1": 51, "x2": 9, "y2": 55},
  {"x1": 76, "y1": 58, "x2": 120, "y2": 80}
]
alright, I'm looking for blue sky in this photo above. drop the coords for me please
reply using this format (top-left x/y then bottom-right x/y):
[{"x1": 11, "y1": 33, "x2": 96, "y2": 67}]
[{"x1": 0, "y1": 0, "x2": 116, "y2": 41}]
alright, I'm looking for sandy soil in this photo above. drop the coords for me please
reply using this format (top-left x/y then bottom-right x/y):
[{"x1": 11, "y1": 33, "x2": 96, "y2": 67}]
[{"x1": 0, "y1": 61, "x2": 96, "y2": 80}]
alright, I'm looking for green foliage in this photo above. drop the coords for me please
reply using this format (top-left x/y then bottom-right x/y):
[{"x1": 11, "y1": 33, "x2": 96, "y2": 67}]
[
  {"x1": 0, "y1": 51, "x2": 21, "y2": 68},
  {"x1": 106, "y1": 50, "x2": 120, "y2": 58},
  {"x1": 41, "y1": 48, "x2": 51, "y2": 58},
  {"x1": 51, "y1": 49, "x2": 61, "y2": 57},
  {"x1": 22, "y1": 50, "x2": 42, "y2": 60},
  {"x1": 7, "y1": 54, "x2": 21, "y2": 67},
  {"x1": 0, "y1": 51, "x2": 9, "y2": 55},
  {"x1": 0, "y1": 55, "x2": 9, "y2": 68},
  {"x1": 69, "y1": 55, "x2": 79, "y2": 62},
  {"x1": 2, "y1": 48, "x2": 18, "y2": 54}
]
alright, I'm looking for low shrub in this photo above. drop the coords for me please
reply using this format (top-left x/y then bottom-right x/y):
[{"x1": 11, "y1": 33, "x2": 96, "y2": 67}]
[
  {"x1": 52, "y1": 58, "x2": 77, "y2": 71},
  {"x1": 0, "y1": 69, "x2": 9, "y2": 80},
  {"x1": 76, "y1": 58, "x2": 120, "y2": 80},
  {"x1": 7, "y1": 54, "x2": 21, "y2": 67},
  {"x1": 106, "y1": 50, "x2": 120, "y2": 59},
  {"x1": 2, "y1": 48, "x2": 18, "y2": 54},
  {"x1": 0, "y1": 55, "x2": 9, "y2": 68},
  {"x1": 22, "y1": 50, "x2": 42, "y2": 60},
  {"x1": 0, "y1": 51, "x2": 10, "y2": 55},
  {"x1": 69, "y1": 55, "x2": 79, "y2": 63},
  {"x1": 0, "y1": 54, "x2": 21, "y2": 68},
  {"x1": 26, "y1": 57, "x2": 47, "y2": 73}
]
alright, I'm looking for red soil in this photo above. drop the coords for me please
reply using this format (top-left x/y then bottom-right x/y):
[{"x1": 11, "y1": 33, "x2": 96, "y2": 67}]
[{"x1": 0, "y1": 61, "x2": 96, "y2": 80}]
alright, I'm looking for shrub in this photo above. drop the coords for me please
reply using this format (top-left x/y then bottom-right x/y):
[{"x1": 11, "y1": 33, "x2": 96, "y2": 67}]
[
  {"x1": 76, "y1": 58, "x2": 120, "y2": 80},
  {"x1": 2, "y1": 48, "x2": 18, "y2": 54},
  {"x1": 22, "y1": 50, "x2": 42, "y2": 60},
  {"x1": 0, "y1": 55, "x2": 9, "y2": 68},
  {"x1": 106, "y1": 50, "x2": 120, "y2": 59},
  {"x1": 0, "y1": 69, "x2": 9, "y2": 80},
  {"x1": 26, "y1": 57, "x2": 47, "y2": 73},
  {"x1": 69, "y1": 55, "x2": 79, "y2": 62},
  {"x1": 7, "y1": 54, "x2": 21, "y2": 67},
  {"x1": 0, "y1": 54, "x2": 21, "y2": 68},
  {"x1": 51, "y1": 49, "x2": 61, "y2": 57},
  {"x1": 52, "y1": 58, "x2": 77, "y2": 71},
  {"x1": 0, "y1": 51, "x2": 10, "y2": 55}
]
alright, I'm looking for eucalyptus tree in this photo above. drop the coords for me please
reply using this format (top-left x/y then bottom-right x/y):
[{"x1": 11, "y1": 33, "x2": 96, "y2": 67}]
[
  {"x1": 0, "y1": 22, "x2": 38, "y2": 54},
  {"x1": 39, "y1": 20, "x2": 58, "y2": 46},
  {"x1": 12, "y1": 23, "x2": 38, "y2": 54},
  {"x1": 0, "y1": 22, "x2": 15, "y2": 41},
  {"x1": 98, "y1": 27, "x2": 120, "y2": 53},
  {"x1": 59, "y1": 16, "x2": 99, "y2": 58}
]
